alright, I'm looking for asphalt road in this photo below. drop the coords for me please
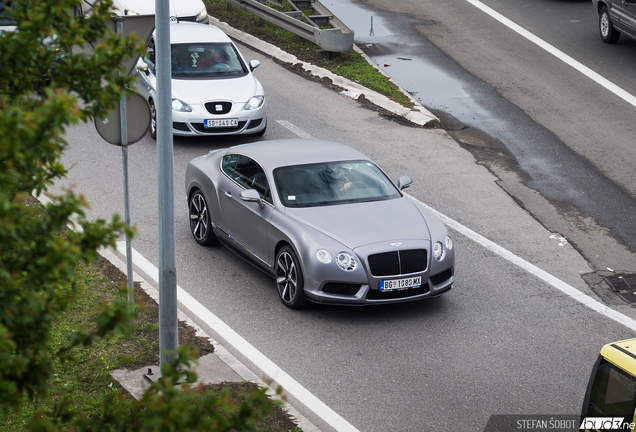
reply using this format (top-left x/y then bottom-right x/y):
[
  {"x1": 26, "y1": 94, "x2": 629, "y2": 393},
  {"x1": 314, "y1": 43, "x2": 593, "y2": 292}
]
[
  {"x1": 332, "y1": 0, "x2": 636, "y2": 276},
  {"x1": 50, "y1": 28, "x2": 636, "y2": 431}
]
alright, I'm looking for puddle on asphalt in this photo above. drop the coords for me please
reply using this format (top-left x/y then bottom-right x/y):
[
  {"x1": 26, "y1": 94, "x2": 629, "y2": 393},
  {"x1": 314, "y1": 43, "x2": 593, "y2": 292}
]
[{"x1": 326, "y1": 1, "x2": 490, "y2": 129}]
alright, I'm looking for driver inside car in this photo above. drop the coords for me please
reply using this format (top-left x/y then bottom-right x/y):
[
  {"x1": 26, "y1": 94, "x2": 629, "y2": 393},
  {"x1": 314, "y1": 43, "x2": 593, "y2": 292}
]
[
  {"x1": 198, "y1": 46, "x2": 226, "y2": 68},
  {"x1": 315, "y1": 165, "x2": 352, "y2": 197}
]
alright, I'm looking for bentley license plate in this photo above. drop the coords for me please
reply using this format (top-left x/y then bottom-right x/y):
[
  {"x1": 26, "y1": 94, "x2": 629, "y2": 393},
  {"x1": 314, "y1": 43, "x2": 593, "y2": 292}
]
[
  {"x1": 204, "y1": 119, "x2": 238, "y2": 128},
  {"x1": 379, "y1": 276, "x2": 422, "y2": 292}
]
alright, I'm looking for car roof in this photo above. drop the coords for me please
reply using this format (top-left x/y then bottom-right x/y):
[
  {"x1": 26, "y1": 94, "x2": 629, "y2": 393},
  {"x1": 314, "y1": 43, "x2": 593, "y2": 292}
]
[
  {"x1": 225, "y1": 139, "x2": 371, "y2": 169},
  {"x1": 600, "y1": 338, "x2": 636, "y2": 377},
  {"x1": 116, "y1": 0, "x2": 204, "y2": 17},
  {"x1": 169, "y1": 21, "x2": 232, "y2": 44}
]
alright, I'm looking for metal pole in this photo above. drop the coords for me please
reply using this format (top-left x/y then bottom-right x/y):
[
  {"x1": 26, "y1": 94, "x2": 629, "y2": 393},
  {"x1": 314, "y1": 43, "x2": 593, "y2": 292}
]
[
  {"x1": 117, "y1": 18, "x2": 135, "y2": 326},
  {"x1": 155, "y1": 0, "x2": 178, "y2": 370}
]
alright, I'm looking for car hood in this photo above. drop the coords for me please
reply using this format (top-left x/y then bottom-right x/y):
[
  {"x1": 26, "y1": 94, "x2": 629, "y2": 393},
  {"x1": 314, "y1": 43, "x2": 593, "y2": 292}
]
[
  {"x1": 172, "y1": 74, "x2": 258, "y2": 104},
  {"x1": 284, "y1": 197, "x2": 431, "y2": 250},
  {"x1": 115, "y1": 0, "x2": 202, "y2": 16}
]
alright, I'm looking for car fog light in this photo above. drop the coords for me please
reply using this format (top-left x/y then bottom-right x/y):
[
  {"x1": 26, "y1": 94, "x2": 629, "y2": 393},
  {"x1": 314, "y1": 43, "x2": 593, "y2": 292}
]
[
  {"x1": 433, "y1": 241, "x2": 445, "y2": 261},
  {"x1": 336, "y1": 252, "x2": 357, "y2": 271},
  {"x1": 445, "y1": 235, "x2": 453, "y2": 251},
  {"x1": 316, "y1": 249, "x2": 332, "y2": 264}
]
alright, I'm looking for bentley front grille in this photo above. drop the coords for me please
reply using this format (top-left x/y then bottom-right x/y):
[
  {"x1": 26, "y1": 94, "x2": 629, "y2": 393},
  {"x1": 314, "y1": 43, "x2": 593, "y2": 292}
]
[{"x1": 367, "y1": 249, "x2": 427, "y2": 277}]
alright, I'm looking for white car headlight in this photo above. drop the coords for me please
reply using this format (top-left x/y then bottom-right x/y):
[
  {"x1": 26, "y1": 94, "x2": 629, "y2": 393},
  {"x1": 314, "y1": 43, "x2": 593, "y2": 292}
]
[
  {"x1": 316, "y1": 249, "x2": 332, "y2": 264},
  {"x1": 244, "y1": 95, "x2": 264, "y2": 110},
  {"x1": 433, "y1": 241, "x2": 446, "y2": 261},
  {"x1": 336, "y1": 252, "x2": 357, "y2": 271},
  {"x1": 196, "y1": 8, "x2": 208, "y2": 22},
  {"x1": 445, "y1": 235, "x2": 453, "y2": 251},
  {"x1": 124, "y1": 9, "x2": 138, "y2": 15},
  {"x1": 172, "y1": 98, "x2": 192, "y2": 112}
]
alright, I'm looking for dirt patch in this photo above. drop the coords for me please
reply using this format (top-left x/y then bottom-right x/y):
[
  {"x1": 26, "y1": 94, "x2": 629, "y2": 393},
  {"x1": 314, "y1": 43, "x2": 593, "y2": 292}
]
[{"x1": 92, "y1": 254, "x2": 215, "y2": 368}]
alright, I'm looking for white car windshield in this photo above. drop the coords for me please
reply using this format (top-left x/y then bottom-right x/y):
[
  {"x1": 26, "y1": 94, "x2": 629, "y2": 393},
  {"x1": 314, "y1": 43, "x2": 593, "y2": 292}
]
[
  {"x1": 274, "y1": 160, "x2": 401, "y2": 207},
  {"x1": 171, "y1": 42, "x2": 247, "y2": 78}
]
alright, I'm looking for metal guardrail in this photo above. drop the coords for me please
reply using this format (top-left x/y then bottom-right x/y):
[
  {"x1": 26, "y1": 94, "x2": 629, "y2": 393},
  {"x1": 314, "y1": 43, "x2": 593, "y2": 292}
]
[{"x1": 222, "y1": 0, "x2": 354, "y2": 53}]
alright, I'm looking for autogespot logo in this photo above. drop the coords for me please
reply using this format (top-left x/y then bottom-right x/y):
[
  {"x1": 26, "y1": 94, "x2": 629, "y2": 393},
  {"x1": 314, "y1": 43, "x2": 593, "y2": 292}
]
[{"x1": 580, "y1": 417, "x2": 632, "y2": 430}]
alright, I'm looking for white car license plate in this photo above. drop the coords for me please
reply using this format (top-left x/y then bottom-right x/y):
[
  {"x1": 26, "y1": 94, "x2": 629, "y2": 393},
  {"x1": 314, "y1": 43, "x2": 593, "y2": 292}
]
[
  {"x1": 204, "y1": 119, "x2": 238, "y2": 128},
  {"x1": 379, "y1": 276, "x2": 422, "y2": 292}
]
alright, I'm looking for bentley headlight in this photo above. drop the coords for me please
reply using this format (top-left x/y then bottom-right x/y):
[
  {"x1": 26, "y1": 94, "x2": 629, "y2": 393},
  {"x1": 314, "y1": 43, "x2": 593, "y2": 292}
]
[
  {"x1": 196, "y1": 8, "x2": 208, "y2": 22},
  {"x1": 316, "y1": 249, "x2": 332, "y2": 264},
  {"x1": 172, "y1": 98, "x2": 192, "y2": 112},
  {"x1": 433, "y1": 241, "x2": 445, "y2": 262},
  {"x1": 445, "y1": 235, "x2": 453, "y2": 251},
  {"x1": 336, "y1": 252, "x2": 357, "y2": 271},
  {"x1": 244, "y1": 95, "x2": 264, "y2": 110}
]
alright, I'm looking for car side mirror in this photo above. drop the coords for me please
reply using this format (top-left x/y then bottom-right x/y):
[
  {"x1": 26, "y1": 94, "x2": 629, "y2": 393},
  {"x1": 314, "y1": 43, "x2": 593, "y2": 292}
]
[
  {"x1": 397, "y1": 176, "x2": 412, "y2": 191},
  {"x1": 240, "y1": 188, "x2": 264, "y2": 208},
  {"x1": 249, "y1": 60, "x2": 260, "y2": 71},
  {"x1": 137, "y1": 64, "x2": 150, "y2": 76}
]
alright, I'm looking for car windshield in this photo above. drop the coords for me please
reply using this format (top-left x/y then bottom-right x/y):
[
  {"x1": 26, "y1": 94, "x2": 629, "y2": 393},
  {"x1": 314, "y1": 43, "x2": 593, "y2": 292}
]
[
  {"x1": 171, "y1": 42, "x2": 247, "y2": 78},
  {"x1": 274, "y1": 160, "x2": 401, "y2": 208}
]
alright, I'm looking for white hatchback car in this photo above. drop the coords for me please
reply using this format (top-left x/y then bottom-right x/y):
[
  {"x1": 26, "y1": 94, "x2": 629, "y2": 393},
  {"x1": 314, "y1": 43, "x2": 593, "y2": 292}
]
[
  {"x1": 81, "y1": 0, "x2": 209, "y2": 23},
  {"x1": 136, "y1": 21, "x2": 267, "y2": 139}
]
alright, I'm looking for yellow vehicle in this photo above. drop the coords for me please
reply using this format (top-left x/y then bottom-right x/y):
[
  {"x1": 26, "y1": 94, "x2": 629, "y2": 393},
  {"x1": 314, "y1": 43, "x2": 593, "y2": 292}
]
[{"x1": 581, "y1": 338, "x2": 636, "y2": 431}]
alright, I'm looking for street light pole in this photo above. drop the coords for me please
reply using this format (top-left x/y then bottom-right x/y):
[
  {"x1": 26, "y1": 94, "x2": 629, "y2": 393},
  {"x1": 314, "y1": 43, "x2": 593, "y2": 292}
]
[{"x1": 155, "y1": 0, "x2": 178, "y2": 371}]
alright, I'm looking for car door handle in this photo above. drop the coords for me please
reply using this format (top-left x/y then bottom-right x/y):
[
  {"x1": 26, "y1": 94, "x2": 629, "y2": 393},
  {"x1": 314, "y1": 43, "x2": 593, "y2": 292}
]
[{"x1": 224, "y1": 191, "x2": 232, "y2": 198}]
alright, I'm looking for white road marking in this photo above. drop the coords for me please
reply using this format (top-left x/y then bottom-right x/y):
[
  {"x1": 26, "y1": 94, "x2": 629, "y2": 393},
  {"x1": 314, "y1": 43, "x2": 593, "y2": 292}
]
[
  {"x1": 407, "y1": 194, "x2": 636, "y2": 332},
  {"x1": 277, "y1": 119, "x2": 316, "y2": 139},
  {"x1": 116, "y1": 243, "x2": 360, "y2": 432},
  {"x1": 464, "y1": 0, "x2": 636, "y2": 108}
]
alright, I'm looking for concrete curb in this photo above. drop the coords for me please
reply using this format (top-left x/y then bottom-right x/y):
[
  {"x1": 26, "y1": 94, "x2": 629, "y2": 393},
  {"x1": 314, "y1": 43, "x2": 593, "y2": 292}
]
[{"x1": 208, "y1": 16, "x2": 439, "y2": 127}]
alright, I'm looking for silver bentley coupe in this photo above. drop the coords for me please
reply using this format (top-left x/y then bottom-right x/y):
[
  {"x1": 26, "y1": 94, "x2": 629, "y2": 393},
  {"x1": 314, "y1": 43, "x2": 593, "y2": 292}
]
[{"x1": 185, "y1": 139, "x2": 455, "y2": 308}]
